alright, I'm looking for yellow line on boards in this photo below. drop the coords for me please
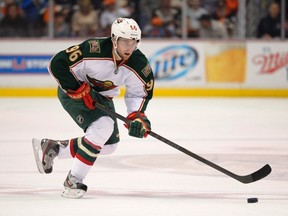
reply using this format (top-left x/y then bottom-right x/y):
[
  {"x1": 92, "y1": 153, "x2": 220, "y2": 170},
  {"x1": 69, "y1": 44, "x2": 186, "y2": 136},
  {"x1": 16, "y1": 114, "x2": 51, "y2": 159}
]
[
  {"x1": 153, "y1": 88, "x2": 288, "y2": 97},
  {"x1": 0, "y1": 88, "x2": 58, "y2": 97},
  {"x1": 1, "y1": 88, "x2": 288, "y2": 97}
]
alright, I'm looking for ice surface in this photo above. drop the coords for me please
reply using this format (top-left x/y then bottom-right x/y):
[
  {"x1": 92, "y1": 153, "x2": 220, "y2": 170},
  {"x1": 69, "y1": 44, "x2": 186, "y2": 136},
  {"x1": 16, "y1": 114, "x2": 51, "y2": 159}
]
[{"x1": 0, "y1": 97, "x2": 287, "y2": 216}]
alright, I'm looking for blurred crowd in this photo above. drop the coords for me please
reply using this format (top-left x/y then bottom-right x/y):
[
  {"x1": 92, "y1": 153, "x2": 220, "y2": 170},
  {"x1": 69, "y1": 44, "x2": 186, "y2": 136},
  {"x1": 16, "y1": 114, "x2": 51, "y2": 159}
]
[{"x1": 0, "y1": 0, "x2": 286, "y2": 39}]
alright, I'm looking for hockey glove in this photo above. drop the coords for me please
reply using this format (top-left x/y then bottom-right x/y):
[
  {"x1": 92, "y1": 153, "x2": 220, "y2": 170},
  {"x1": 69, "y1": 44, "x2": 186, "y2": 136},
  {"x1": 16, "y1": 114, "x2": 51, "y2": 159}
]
[
  {"x1": 125, "y1": 112, "x2": 151, "y2": 138},
  {"x1": 66, "y1": 82, "x2": 95, "y2": 110}
]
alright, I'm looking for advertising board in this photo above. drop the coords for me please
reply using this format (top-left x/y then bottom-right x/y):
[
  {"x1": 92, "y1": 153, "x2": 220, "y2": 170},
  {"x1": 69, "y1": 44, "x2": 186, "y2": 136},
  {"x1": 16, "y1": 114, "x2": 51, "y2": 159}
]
[{"x1": 0, "y1": 39, "x2": 287, "y2": 96}]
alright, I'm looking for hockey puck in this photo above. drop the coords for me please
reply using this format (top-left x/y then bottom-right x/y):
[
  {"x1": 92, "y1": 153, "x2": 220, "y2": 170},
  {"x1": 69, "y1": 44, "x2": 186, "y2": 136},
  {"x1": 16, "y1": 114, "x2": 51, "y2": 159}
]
[{"x1": 247, "y1": 198, "x2": 258, "y2": 203}]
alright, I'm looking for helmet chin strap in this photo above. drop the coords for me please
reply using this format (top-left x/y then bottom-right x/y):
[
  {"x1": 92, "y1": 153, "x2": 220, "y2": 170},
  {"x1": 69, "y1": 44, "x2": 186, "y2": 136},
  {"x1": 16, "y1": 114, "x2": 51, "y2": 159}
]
[
  {"x1": 112, "y1": 39, "x2": 123, "y2": 60},
  {"x1": 112, "y1": 39, "x2": 124, "y2": 74},
  {"x1": 114, "y1": 48, "x2": 123, "y2": 60}
]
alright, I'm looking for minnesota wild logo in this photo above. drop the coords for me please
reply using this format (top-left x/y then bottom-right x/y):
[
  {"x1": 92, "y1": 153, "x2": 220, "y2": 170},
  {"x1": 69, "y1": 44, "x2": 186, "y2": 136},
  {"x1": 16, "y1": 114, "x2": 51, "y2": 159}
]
[{"x1": 87, "y1": 75, "x2": 117, "y2": 92}]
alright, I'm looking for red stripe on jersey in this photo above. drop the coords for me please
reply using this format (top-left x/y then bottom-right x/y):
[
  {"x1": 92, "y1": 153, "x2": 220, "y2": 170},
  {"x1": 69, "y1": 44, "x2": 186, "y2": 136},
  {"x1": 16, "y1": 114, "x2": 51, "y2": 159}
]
[
  {"x1": 138, "y1": 99, "x2": 146, "y2": 112},
  {"x1": 70, "y1": 139, "x2": 76, "y2": 158}
]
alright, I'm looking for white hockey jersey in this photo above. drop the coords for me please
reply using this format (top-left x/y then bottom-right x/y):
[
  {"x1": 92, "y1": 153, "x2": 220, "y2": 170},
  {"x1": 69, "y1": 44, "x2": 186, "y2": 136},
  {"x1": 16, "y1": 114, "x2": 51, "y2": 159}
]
[{"x1": 48, "y1": 37, "x2": 154, "y2": 114}]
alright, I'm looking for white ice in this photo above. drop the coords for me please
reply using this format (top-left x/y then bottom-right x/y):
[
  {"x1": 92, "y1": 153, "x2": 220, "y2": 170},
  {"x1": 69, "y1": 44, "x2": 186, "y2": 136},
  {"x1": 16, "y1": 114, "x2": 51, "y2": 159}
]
[{"x1": 0, "y1": 97, "x2": 287, "y2": 216}]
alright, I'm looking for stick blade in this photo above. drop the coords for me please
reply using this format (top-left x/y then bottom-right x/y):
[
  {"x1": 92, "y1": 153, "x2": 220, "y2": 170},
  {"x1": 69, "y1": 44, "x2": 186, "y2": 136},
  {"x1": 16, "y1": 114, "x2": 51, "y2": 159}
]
[
  {"x1": 251, "y1": 164, "x2": 272, "y2": 182},
  {"x1": 240, "y1": 164, "x2": 272, "y2": 184}
]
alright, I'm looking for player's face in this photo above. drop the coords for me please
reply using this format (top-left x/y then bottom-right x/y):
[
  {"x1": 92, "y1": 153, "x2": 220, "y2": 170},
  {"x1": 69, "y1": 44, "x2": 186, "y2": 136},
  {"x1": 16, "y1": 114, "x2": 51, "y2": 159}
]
[{"x1": 116, "y1": 38, "x2": 137, "y2": 60}]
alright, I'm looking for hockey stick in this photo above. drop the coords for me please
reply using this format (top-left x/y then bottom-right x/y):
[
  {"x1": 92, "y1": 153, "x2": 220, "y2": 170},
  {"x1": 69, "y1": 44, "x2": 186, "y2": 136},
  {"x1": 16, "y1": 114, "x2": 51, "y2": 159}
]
[{"x1": 95, "y1": 102, "x2": 272, "y2": 184}]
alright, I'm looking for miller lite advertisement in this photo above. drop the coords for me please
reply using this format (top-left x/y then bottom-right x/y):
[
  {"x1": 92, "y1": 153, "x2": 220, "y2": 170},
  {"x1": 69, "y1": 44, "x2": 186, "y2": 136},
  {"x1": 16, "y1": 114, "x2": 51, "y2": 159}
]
[
  {"x1": 141, "y1": 41, "x2": 206, "y2": 87},
  {"x1": 246, "y1": 42, "x2": 288, "y2": 88}
]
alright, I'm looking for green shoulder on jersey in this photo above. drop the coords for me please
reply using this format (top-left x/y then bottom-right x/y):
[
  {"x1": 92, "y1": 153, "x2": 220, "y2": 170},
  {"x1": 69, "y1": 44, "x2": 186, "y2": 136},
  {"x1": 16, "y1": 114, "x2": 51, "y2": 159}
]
[
  {"x1": 49, "y1": 37, "x2": 112, "y2": 91},
  {"x1": 125, "y1": 49, "x2": 154, "y2": 102}
]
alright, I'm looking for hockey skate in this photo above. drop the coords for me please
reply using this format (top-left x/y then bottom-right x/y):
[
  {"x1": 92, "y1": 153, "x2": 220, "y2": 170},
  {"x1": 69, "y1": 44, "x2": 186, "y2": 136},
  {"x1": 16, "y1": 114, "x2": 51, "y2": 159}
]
[
  {"x1": 62, "y1": 171, "x2": 87, "y2": 199},
  {"x1": 32, "y1": 138, "x2": 67, "y2": 174}
]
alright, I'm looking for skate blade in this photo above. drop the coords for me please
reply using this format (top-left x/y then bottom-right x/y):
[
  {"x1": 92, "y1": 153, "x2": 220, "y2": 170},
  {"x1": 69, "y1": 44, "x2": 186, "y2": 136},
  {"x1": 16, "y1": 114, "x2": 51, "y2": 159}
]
[
  {"x1": 61, "y1": 187, "x2": 86, "y2": 199},
  {"x1": 32, "y1": 138, "x2": 45, "y2": 174}
]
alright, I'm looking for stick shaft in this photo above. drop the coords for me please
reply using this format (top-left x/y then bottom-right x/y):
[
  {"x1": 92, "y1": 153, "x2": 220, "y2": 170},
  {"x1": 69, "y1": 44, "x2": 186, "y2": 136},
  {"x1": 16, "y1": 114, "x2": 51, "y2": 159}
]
[
  {"x1": 148, "y1": 131, "x2": 246, "y2": 181},
  {"x1": 94, "y1": 102, "x2": 271, "y2": 184}
]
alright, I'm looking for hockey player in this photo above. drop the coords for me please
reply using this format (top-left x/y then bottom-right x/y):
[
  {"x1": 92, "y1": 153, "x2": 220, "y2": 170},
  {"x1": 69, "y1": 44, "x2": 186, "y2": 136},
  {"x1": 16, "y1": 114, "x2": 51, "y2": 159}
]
[{"x1": 32, "y1": 18, "x2": 154, "y2": 198}]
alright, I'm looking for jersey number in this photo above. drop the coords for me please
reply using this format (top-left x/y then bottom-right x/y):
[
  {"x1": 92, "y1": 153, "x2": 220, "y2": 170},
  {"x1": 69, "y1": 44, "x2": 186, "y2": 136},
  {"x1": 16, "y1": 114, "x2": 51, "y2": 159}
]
[
  {"x1": 66, "y1": 45, "x2": 82, "y2": 62},
  {"x1": 146, "y1": 79, "x2": 154, "y2": 91}
]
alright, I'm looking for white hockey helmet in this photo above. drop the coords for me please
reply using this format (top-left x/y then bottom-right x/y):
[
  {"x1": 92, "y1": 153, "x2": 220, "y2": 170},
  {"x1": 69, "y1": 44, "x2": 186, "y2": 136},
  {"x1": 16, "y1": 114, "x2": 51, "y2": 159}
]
[{"x1": 111, "y1": 18, "x2": 141, "y2": 42}]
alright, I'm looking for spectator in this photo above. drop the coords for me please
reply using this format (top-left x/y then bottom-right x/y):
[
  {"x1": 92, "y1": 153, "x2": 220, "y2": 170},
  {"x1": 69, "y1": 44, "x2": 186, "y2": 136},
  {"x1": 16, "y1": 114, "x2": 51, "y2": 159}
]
[
  {"x1": 257, "y1": 2, "x2": 281, "y2": 39},
  {"x1": 201, "y1": 0, "x2": 219, "y2": 15},
  {"x1": 212, "y1": 0, "x2": 237, "y2": 22},
  {"x1": 71, "y1": 0, "x2": 99, "y2": 37},
  {"x1": 1, "y1": 0, "x2": 21, "y2": 16},
  {"x1": 0, "y1": 1, "x2": 7, "y2": 21},
  {"x1": 225, "y1": 0, "x2": 238, "y2": 16},
  {"x1": 150, "y1": 0, "x2": 181, "y2": 37},
  {"x1": 212, "y1": 0, "x2": 238, "y2": 37},
  {"x1": 198, "y1": 14, "x2": 228, "y2": 39},
  {"x1": 0, "y1": 2, "x2": 29, "y2": 37},
  {"x1": 54, "y1": 0, "x2": 78, "y2": 24},
  {"x1": 186, "y1": 0, "x2": 209, "y2": 38},
  {"x1": 90, "y1": 0, "x2": 104, "y2": 10},
  {"x1": 99, "y1": 0, "x2": 132, "y2": 37},
  {"x1": 138, "y1": 0, "x2": 160, "y2": 29},
  {"x1": 54, "y1": 11, "x2": 70, "y2": 37},
  {"x1": 143, "y1": 16, "x2": 173, "y2": 37},
  {"x1": 20, "y1": 0, "x2": 46, "y2": 37}
]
